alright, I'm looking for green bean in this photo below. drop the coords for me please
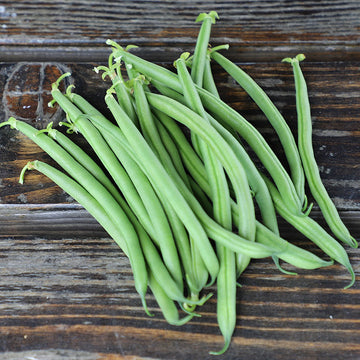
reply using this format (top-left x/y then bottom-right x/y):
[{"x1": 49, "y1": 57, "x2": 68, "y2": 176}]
[
  {"x1": 176, "y1": 53, "x2": 236, "y2": 308},
  {"x1": 255, "y1": 221, "x2": 334, "y2": 270},
  {"x1": 283, "y1": 54, "x2": 358, "y2": 249},
  {"x1": 148, "y1": 271, "x2": 195, "y2": 326},
  {"x1": 210, "y1": 49, "x2": 306, "y2": 206},
  {"x1": 189, "y1": 11, "x2": 218, "y2": 157},
  {"x1": 263, "y1": 175, "x2": 355, "y2": 288},
  {"x1": 191, "y1": 11, "x2": 219, "y2": 87},
  {"x1": 209, "y1": 244, "x2": 236, "y2": 355},
  {"x1": 1, "y1": 117, "x2": 149, "y2": 312},
  {"x1": 176, "y1": 53, "x2": 242, "y2": 349}
]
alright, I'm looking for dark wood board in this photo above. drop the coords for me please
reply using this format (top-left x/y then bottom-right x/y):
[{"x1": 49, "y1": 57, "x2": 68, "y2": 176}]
[{"x1": 0, "y1": 1, "x2": 359, "y2": 359}]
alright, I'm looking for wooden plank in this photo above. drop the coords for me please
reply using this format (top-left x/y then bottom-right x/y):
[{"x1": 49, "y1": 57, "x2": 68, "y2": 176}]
[
  {"x1": 0, "y1": 1, "x2": 360, "y2": 61},
  {"x1": 0, "y1": 204, "x2": 359, "y2": 359}
]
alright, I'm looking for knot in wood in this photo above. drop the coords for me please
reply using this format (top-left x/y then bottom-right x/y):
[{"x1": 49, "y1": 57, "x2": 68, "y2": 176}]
[{"x1": 3, "y1": 63, "x2": 72, "y2": 129}]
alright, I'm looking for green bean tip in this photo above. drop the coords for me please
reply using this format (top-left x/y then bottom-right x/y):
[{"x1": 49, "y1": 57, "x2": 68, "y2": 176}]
[
  {"x1": 195, "y1": 11, "x2": 219, "y2": 24},
  {"x1": 141, "y1": 297, "x2": 154, "y2": 318},
  {"x1": 282, "y1": 54, "x2": 306, "y2": 64},
  {"x1": 343, "y1": 265, "x2": 356, "y2": 290},
  {"x1": 19, "y1": 160, "x2": 37, "y2": 184},
  {"x1": 52, "y1": 72, "x2": 71, "y2": 90},
  {"x1": 47, "y1": 98, "x2": 57, "y2": 108},
  {"x1": 208, "y1": 43, "x2": 230, "y2": 54},
  {"x1": 348, "y1": 236, "x2": 358, "y2": 249},
  {"x1": 0, "y1": 117, "x2": 17, "y2": 129},
  {"x1": 209, "y1": 338, "x2": 231, "y2": 356}
]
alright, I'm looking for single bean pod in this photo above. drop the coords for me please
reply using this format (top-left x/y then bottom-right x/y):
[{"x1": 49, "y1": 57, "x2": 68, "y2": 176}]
[
  {"x1": 175, "y1": 54, "x2": 237, "y2": 303},
  {"x1": 210, "y1": 243, "x2": 236, "y2": 356},
  {"x1": 191, "y1": 11, "x2": 219, "y2": 87},
  {"x1": 148, "y1": 271, "x2": 195, "y2": 326},
  {"x1": 283, "y1": 54, "x2": 358, "y2": 249}
]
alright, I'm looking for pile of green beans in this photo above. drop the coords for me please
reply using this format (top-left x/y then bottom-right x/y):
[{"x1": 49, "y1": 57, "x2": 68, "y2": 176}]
[{"x1": 1, "y1": 11, "x2": 357, "y2": 355}]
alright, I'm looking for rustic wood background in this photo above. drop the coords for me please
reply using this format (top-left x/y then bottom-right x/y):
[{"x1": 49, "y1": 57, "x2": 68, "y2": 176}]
[{"x1": 0, "y1": 1, "x2": 359, "y2": 359}]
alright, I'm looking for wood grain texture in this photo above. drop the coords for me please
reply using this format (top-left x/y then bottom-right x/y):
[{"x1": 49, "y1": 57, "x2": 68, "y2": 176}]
[
  {"x1": 0, "y1": 206, "x2": 359, "y2": 359},
  {"x1": 0, "y1": 0, "x2": 360, "y2": 61}
]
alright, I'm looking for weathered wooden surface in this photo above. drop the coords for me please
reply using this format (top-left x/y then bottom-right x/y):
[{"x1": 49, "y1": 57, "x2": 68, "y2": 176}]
[
  {"x1": 0, "y1": 205, "x2": 359, "y2": 360},
  {"x1": 0, "y1": 1, "x2": 359, "y2": 359},
  {"x1": 1, "y1": 0, "x2": 360, "y2": 62}
]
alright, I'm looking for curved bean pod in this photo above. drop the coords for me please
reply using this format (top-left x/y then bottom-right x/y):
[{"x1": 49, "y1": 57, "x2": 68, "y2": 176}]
[
  {"x1": 148, "y1": 271, "x2": 195, "y2": 326},
  {"x1": 283, "y1": 54, "x2": 358, "y2": 249}
]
